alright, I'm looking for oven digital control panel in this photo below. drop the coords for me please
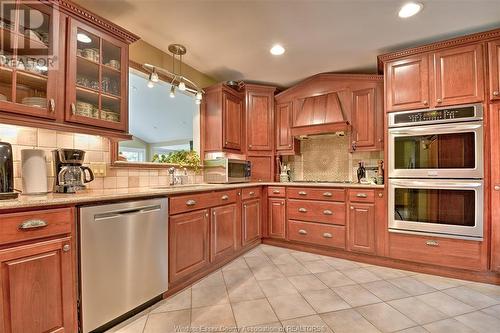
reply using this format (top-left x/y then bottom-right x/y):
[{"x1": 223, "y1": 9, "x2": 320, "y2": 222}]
[{"x1": 389, "y1": 104, "x2": 483, "y2": 127}]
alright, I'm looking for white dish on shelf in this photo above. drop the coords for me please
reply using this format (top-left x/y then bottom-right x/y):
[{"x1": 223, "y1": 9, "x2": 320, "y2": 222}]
[{"x1": 21, "y1": 97, "x2": 46, "y2": 108}]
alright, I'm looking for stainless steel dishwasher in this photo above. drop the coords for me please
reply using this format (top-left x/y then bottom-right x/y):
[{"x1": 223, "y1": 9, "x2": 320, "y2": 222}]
[{"x1": 79, "y1": 198, "x2": 168, "y2": 333}]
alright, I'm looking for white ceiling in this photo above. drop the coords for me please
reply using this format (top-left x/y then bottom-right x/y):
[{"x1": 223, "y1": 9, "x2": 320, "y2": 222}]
[
  {"x1": 76, "y1": 0, "x2": 500, "y2": 87},
  {"x1": 129, "y1": 69, "x2": 195, "y2": 143}
]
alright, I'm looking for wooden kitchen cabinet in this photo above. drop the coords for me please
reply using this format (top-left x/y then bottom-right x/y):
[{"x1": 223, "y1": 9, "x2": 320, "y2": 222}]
[
  {"x1": 245, "y1": 84, "x2": 275, "y2": 152},
  {"x1": 385, "y1": 54, "x2": 430, "y2": 111},
  {"x1": 0, "y1": 1, "x2": 63, "y2": 120},
  {"x1": 276, "y1": 101, "x2": 299, "y2": 154},
  {"x1": 0, "y1": 237, "x2": 75, "y2": 333},
  {"x1": 66, "y1": 18, "x2": 129, "y2": 132},
  {"x1": 169, "y1": 209, "x2": 210, "y2": 283},
  {"x1": 247, "y1": 155, "x2": 273, "y2": 182},
  {"x1": 210, "y1": 204, "x2": 238, "y2": 262},
  {"x1": 488, "y1": 39, "x2": 500, "y2": 101},
  {"x1": 348, "y1": 202, "x2": 376, "y2": 254},
  {"x1": 490, "y1": 103, "x2": 500, "y2": 272},
  {"x1": 351, "y1": 87, "x2": 383, "y2": 151},
  {"x1": 431, "y1": 44, "x2": 484, "y2": 107},
  {"x1": 242, "y1": 198, "x2": 261, "y2": 246},
  {"x1": 268, "y1": 198, "x2": 286, "y2": 239},
  {"x1": 202, "y1": 84, "x2": 244, "y2": 153}
]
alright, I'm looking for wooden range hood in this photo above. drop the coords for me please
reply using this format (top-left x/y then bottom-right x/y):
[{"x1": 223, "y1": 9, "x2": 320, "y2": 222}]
[{"x1": 290, "y1": 90, "x2": 351, "y2": 137}]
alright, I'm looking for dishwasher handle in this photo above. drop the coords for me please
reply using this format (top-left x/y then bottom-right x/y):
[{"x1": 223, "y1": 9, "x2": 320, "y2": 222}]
[{"x1": 93, "y1": 204, "x2": 162, "y2": 221}]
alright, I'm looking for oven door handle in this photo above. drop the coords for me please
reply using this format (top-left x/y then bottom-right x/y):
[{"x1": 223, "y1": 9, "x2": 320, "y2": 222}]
[
  {"x1": 390, "y1": 123, "x2": 482, "y2": 135},
  {"x1": 389, "y1": 180, "x2": 483, "y2": 189}
]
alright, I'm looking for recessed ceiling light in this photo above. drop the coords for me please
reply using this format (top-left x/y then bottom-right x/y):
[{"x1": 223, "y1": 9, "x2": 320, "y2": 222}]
[
  {"x1": 77, "y1": 32, "x2": 92, "y2": 43},
  {"x1": 270, "y1": 44, "x2": 285, "y2": 56},
  {"x1": 398, "y1": 2, "x2": 423, "y2": 18}
]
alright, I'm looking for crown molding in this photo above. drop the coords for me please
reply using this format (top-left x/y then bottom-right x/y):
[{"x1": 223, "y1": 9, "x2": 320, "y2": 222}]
[
  {"x1": 50, "y1": 0, "x2": 140, "y2": 44},
  {"x1": 378, "y1": 27, "x2": 500, "y2": 63}
]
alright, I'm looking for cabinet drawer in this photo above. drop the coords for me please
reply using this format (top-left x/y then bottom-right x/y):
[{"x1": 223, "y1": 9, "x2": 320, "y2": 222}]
[
  {"x1": 170, "y1": 190, "x2": 237, "y2": 214},
  {"x1": 287, "y1": 187, "x2": 345, "y2": 201},
  {"x1": 287, "y1": 200, "x2": 346, "y2": 225},
  {"x1": 288, "y1": 220, "x2": 345, "y2": 249},
  {"x1": 0, "y1": 208, "x2": 73, "y2": 246},
  {"x1": 268, "y1": 186, "x2": 286, "y2": 198},
  {"x1": 388, "y1": 232, "x2": 484, "y2": 271},
  {"x1": 242, "y1": 187, "x2": 262, "y2": 201},
  {"x1": 348, "y1": 189, "x2": 375, "y2": 203}
]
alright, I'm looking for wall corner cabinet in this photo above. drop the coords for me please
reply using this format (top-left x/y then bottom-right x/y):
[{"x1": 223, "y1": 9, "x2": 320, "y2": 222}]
[{"x1": 0, "y1": 0, "x2": 138, "y2": 138}]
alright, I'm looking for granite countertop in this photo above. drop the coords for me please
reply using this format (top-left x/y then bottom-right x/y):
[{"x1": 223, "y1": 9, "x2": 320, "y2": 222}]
[{"x1": 0, "y1": 182, "x2": 384, "y2": 211}]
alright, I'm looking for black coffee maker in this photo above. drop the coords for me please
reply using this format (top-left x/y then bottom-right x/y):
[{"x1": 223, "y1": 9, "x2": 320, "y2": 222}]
[
  {"x1": 0, "y1": 141, "x2": 18, "y2": 200},
  {"x1": 53, "y1": 149, "x2": 94, "y2": 193}
]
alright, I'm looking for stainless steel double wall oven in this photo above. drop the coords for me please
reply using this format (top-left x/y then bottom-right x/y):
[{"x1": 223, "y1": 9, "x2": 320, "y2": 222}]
[{"x1": 388, "y1": 104, "x2": 484, "y2": 239}]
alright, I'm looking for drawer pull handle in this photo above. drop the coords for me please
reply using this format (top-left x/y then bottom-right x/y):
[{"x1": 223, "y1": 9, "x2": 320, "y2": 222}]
[
  {"x1": 48, "y1": 98, "x2": 55, "y2": 113},
  {"x1": 356, "y1": 193, "x2": 368, "y2": 198},
  {"x1": 70, "y1": 102, "x2": 76, "y2": 115},
  {"x1": 298, "y1": 191, "x2": 307, "y2": 196},
  {"x1": 323, "y1": 192, "x2": 333, "y2": 197},
  {"x1": 323, "y1": 209, "x2": 333, "y2": 215},
  {"x1": 19, "y1": 219, "x2": 48, "y2": 230},
  {"x1": 221, "y1": 195, "x2": 229, "y2": 200},
  {"x1": 186, "y1": 200, "x2": 197, "y2": 206},
  {"x1": 298, "y1": 208, "x2": 307, "y2": 213},
  {"x1": 298, "y1": 229, "x2": 307, "y2": 235},
  {"x1": 323, "y1": 233, "x2": 333, "y2": 238},
  {"x1": 426, "y1": 240, "x2": 439, "y2": 247},
  {"x1": 273, "y1": 190, "x2": 281, "y2": 194},
  {"x1": 249, "y1": 191, "x2": 255, "y2": 196}
]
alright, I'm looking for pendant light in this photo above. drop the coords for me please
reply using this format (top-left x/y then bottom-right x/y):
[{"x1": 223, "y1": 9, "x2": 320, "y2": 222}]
[{"x1": 142, "y1": 44, "x2": 204, "y2": 104}]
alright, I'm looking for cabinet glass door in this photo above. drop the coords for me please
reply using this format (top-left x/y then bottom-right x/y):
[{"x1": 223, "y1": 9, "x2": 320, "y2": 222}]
[
  {"x1": 0, "y1": 1, "x2": 58, "y2": 118},
  {"x1": 67, "y1": 20, "x2": 126, "y2": 131}
]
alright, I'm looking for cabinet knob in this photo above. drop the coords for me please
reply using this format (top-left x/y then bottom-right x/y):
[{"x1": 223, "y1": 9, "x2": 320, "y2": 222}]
[
  {"x1": 436, "y1": 98, "x2": 442, "y2": 104},
  {"x1": 425, "y1": 240, "x2": 439, "y2": 247},
  {"x1": 350, "y1": 206, "x2": 354, "y2": 210},
  {"x1": 423, "y1": 100, "x2": 428, "y2": 106},
  {"x1": 323, "y1": 233, "x2": 333, "y2": 239},
  {"x1": 494, "y1": 91, "x2": 499, "y2": 96},
  {"x1": 225, "y1": 141, "x2": 228, "y2": 145},
  {"x1": 298, "y1": 229, "x2": 307, "y2": 235},
  {"x1": 249, "y1": 191, "x2": 255, "y2": 196},
  {"x1": 249, "y1": 144, "x2": 253, "y2": 148},
  {"x1": 378, "y1": 193, "x2": 383, "y2": 198},
  {"x1": 288, "y1": 144, "x2": 292, "y2": 147},
  {"x1": 48, "y1": 98, "x2": 55, "y2": 113},
  {"x1": 206, "y1": 213, "x2": 209, "y2": 217},
  {"x1": 298, "y1": 208, "x2": 307, "y2": 213},
  {"x1": 281, "y1": 202, "x2": 285, "y2": 206},
  {"x1": 63, "y1": 244, "x2": 71, "y2": 252},
  {"x1": 494, "y1": 185, "x2": 500, "y2": 191}
]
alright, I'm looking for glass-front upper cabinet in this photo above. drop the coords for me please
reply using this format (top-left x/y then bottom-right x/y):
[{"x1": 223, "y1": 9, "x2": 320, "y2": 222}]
[
  {"x1": 0, "y1": 0, "x2": 61, "y2": 119},
  {"x1": 66, "y1": 18, "x2": 127, "y2": 131}
]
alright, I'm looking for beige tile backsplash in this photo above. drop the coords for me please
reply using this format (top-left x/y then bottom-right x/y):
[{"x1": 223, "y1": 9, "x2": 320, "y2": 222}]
[
  {"x1": 284, "y1": 135, "x2": 383, "y2": 182},
  {"x1": 0, "y1": 123, "x2": 201, "y2": 193}
]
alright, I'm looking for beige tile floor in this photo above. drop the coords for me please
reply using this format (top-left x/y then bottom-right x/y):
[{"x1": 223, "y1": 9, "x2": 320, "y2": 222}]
[{"x1": 106, "y1": 244, "x2": 500, "y2": 333}]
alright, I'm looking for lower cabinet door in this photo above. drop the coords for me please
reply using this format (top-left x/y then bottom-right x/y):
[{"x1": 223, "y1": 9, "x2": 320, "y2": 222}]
[
  {"x1": 0, "y1": 237, "x2": 75, "y2": 333},
  {"x1": 169, "y1": 210, "x2": 210, "y2": 283},
  {"x1": 348, "y1": 202, "x2": 376, "y2": 254},
  {"x1": 242, "y1": 199, "x2": 261, "y2": 246},
  {"x1": 211, "y1": 204, "x2": 237, "y2": 262},
  {"x1": 268, "y1": 198, "x2": 286, "y2": 239}
]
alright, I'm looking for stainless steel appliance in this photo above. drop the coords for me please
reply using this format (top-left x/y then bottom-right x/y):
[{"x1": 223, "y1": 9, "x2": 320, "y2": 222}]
[
  {"x1": 79, "y1": 198, "x2": 168, "y2": 333},
  {"x1": 389, "y1": 179, "x2": 483, "y2": 238},
  {"x1": 388, "y1": 104, "x2": 483, "y2": 179},
  {"x1": 0, "y1": 141, "x2": 17, "y2": 200},
  {"x1": 204, "y1": 158, "x2": 251, "y2": 183},
  {"x1": 388, "y1": 104, "x2": 484, "y2": 239},
  {"x1": 53, "y1": 149, "x2": 94, "y2": 193}
]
